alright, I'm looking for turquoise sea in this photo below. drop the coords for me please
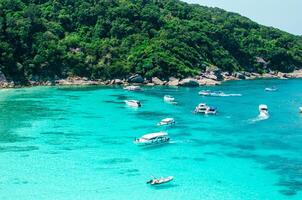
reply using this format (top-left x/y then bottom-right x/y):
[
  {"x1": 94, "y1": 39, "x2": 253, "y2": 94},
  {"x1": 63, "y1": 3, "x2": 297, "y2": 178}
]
[{"x1": 1, "y1": 79, "x2": 302, "y2": 200}]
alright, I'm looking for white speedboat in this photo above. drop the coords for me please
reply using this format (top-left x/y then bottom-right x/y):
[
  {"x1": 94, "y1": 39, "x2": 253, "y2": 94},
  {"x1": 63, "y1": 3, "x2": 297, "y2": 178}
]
[
  {"x1": 198, "y1": 90, "x2": 211, "y2": 96},
  {"x1": 199, "y1": 90, "x2": 241, "y2": 97},
  {"x1": 147, "y1": 176, "x2": 174, "y2": 185},
  {"x1": 205, "y1": 107, "x2": 217, "y2": 115},
  {"x1": 164, "y1": 95, "x2": 175, "y2": 102},
  {"x1": 123, "y1": 85, "x2": 141, "y2": 91},
  {"x1": 125, "y1": 100, "x2": 141, "y2": 107},
  {"x1": 157, "y1": 118, "x2": 175, "y2": 126},
  {"x1": 299, "y1": 107, "x2": 302, "y2": 113},
  {"x1": 259, "y1": 104, "x2": 269, "y2": 118},
  {"x1": 134, "y1": 132, "x2": 169, "y2": 145},
  {"x1": 265, "y1": 87, "x2": 278, "y2": 92},
  {"x1": 194, "y1": 103, "x2": 208, "y2": 113}
]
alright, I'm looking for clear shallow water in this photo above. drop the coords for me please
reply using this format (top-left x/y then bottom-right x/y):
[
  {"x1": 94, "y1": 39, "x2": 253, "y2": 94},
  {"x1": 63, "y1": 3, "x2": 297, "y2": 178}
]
[{"x1": 1, "y1": 79, "x2": 302, "y2": 200}]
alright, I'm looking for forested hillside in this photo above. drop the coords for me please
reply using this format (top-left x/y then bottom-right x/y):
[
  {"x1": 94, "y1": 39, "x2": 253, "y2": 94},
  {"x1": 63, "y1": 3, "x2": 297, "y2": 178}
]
[{"x1": 0, "y1": 0, "x2": 301, "y2": 83}]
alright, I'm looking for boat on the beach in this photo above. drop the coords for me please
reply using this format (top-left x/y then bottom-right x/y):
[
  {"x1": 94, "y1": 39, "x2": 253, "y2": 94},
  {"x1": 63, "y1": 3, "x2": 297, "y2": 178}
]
[
  {"x1": 125, "y1": 100, "x2": 141, "y2": 107},
  {"x1": 205, "y1": 107, "x2": 217, "y2": 115},
  {"x1": 123, "y1": 85, "x2": 141, "y2": 91},
  {"x1": 164, "y1": 95, "x2": 175, "y2": 102},
  {"x1": 265, "y1": 87, "x2": 278, "y2": 92},
  {"x1": 134, "y1": 132, "x2": 169, "y2": 145},
  {"x1": 146, "y1": 176, "x2": 174, "y2": 185},
  {"x1": 194, "y1": 103, "x2": 209, "y2": 113},
  {"x1": 157, "y1": 118, "x2": 175, "y2": 126},
  {"x1": 259, "y1": 104, "x2": 269, "y2": 118}
]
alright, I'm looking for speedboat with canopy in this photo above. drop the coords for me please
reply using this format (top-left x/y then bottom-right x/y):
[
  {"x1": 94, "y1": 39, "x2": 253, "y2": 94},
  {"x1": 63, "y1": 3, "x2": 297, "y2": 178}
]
[
  {"x1": 134, "y1": 132, "x2": 169, "y2": 145},
  {"x1": 259, "y1": 104, "x2": 269, "y2": 118},
  {"x1": 164, "y1": 95, "x2": 175, "y2": 102},
  {"x1": 194, "y1": 103, "x2": 208, "y2": 113},
  {"x1": 125, "y1": 100, "x2": 141, "y2": 107}
]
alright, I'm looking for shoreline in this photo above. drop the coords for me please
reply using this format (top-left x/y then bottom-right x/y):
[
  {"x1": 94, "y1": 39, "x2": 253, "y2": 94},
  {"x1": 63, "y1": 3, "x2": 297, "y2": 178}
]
[{"x1": 1, "y1": 70, "x2": 302, "y2": 89}]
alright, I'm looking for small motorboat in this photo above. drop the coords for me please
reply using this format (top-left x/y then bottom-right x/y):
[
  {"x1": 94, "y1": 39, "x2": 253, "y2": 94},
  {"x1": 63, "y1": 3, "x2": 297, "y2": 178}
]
[
  {"x1": 194, "y1": 103, "x2": 209, "y2": 113},
  {"x1": 125, "y1": 100, "x2": 141, "y2": 107},
  {"x1": 299, "y1": 107, "x2": 302, "y2": 113},
  {"x1": 198, "y1": 90, "x2": 211, "y2": 96},
  {"x1": 123, "y1": 85, "x2": 141, "y2": 91},
  {"x1": 164, "y1": 95, "x2": 175, "y2": 102},
  {"x1": 265, "y1": 87, "x2": 278, "y2": 92},
  {"x1": 134, "y1": 132, "x2": 169, "y2": 145},
  {"x1": 157, "y1": 118, "x2": 175, "y2": 126},
  {"x1": 259, "y1": 104, "x2": 269, "y2": 118},
  {"x1": 199, "y1": 90, "x2": 241, "y2": 97},
  {"x1": 147, "y1": 176, "x2": 174, "y2": 185},
  {"x1": 205, "y1": 107, "x2": 217, "y2": 115}
]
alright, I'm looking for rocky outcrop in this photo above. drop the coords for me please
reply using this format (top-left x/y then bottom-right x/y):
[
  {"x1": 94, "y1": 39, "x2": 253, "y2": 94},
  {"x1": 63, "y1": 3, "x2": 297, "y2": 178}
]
[
  {"x1": 179, "y1": 78, "x2": 199, "y2": 87},
  {"x1": 205, "y1": 66, "x2": 223, "y2": 81},
  {"x1": 56, "y1": 77, "x2": 100, "y2": 85},
  {"x1": 233, "y1": 72, "x2": 246, "y2": 80},
  {"x1": 198, "y1": 78, "x2": 221, "y2": 86},
  {"x1": 127, "y1": 74, "x2": 144, "y2": 83},
  {"x1": 113, "y1": 79, "x2": 123, "y2": 85},
  {"x1": 167, "y1": 77, "x2": 179, "y2": 86},
  {"x1": 152, "y1": 77, "x2": 164, "y2": 85}
]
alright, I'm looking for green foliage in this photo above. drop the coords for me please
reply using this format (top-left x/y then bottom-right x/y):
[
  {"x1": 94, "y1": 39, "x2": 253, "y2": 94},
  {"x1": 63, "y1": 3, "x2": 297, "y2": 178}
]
[{"x1": 0, "y1": 0, "x2": 301, "y2": 83}]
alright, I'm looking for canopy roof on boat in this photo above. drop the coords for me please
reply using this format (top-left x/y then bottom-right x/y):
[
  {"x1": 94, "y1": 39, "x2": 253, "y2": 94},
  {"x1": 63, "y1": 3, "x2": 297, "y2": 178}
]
[
  {"x1": 259, "y1": 104, "x2": 268, "y2": 110},
  {"x1": 142, "y1": 132, "x2": 168, "y2": 140}
]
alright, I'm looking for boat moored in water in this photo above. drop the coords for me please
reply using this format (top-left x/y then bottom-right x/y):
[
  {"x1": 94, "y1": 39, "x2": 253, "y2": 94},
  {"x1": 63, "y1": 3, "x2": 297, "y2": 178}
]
[
  {"x1": 164, "y1": 95, "x2": 175, "y2": 102},
  {"x1": 299, "y1": 107, "x2": 302, "y2": 113},
  {"x1": 194, "y1": 103, "x2": 208, "y2": 113},
  {"x1": 125, "y1": 100, "x2": 141, "y2": 107},
  {"x1": 265, "y1": 87, "x2": 278, "y2": 92},
  {"x1": 205, "y1": 107, "x2": 217, "y2": 115},
  {"x1": 157, "y1": 118, "x2": 175, "y2": 126},
  {"x1": 147, "y1": 176, "x2": 174, "y2": 185},
  {"x1": 199, "y1": 90, "x2": 241, "y2": 97},
  {"x1": 123, "y1": 85, "x2": 141, "y2": 91},
  {"x1": 134, "y1": 132, "x2": 169, "y2": 145},
  {"x1": 259, "y1": 104, "x2": 269, "y2": 118}
]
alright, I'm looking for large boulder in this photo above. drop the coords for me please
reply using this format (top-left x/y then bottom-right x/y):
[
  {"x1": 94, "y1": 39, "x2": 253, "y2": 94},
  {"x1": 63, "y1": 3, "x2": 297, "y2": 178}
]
[
  {"x1": 128, "y1": 74, "x2": 144, "y2": 83},
  {"x1": 152, "y1": 77, "x2": 164, "y2": 85},
  {"x1": 198, "y1": 78, "x2": 221, "y2": 86},
  {"x1": 167, "y1": 77, "x2": 179, "y2": 86},
  {"x1": 233, "y1": 72, "x2": 246, "y2": 80},
  {"x1": 206, "y1": 66, "x2": 223, "y2": 81},
  {"x1": 113, "y1": 79, "x2": 123, "y2": 85},
  {"x1": 179, "y1": 78, "x2": 199, "y2": 87}
]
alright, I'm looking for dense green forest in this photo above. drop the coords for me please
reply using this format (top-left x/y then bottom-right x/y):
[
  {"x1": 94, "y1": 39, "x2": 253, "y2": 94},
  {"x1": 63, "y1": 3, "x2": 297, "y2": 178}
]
[{"x1": 0, "y1": 0, "x2": 301, "y2": 82}]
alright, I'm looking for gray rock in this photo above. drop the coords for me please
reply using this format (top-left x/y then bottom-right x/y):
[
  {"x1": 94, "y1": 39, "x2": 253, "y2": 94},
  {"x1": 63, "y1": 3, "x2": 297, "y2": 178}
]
[
  {"x1": 233, "y1": 72, "x2": 246, "y2": 80},
  {"x1": 114, "y1": 79, "x2": 123, "y2": 85},
  {"x1": 179, "y1": 78, "x2": 199, "y2": 87},
  {"x1": 198, "y1": 78, "x2": 221, "y2": 86},
  {"x1": 167, "y1": 79, "x2": 179, "y2": 86},
  {"x1": 128, "y1": 74, "x2": 144, "y2": 83},
  {"x1": 152, "y1": 77, "x2": 164, "y2": 85}
]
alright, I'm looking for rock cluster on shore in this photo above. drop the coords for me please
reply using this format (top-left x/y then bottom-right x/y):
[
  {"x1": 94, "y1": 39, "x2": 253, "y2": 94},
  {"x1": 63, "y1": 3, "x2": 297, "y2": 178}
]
[{"x1": 1, "y1": 69, "x2": 302, "y2": 88}]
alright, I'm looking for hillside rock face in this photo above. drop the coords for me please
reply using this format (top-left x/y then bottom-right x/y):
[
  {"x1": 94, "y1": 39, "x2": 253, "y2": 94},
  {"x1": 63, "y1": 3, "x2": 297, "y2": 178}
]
[{"x1": 0, "y1": 71, "x2": 7, "y2": 83}]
